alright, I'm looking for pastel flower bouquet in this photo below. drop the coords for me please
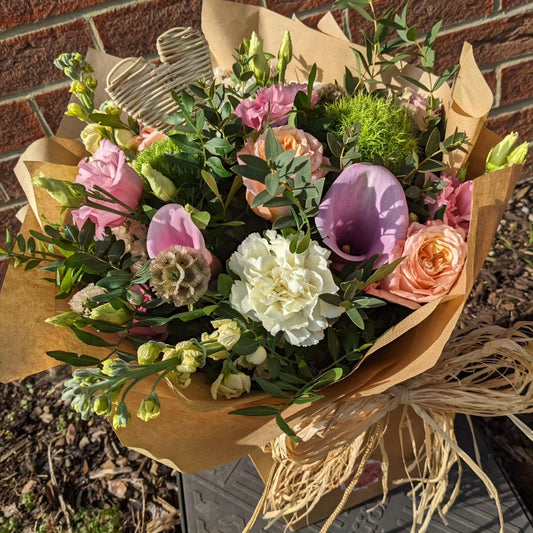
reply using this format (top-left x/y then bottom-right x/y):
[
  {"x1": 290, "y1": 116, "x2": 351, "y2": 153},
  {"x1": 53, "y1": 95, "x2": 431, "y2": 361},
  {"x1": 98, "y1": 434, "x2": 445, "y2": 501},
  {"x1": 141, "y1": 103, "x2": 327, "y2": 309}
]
[{"x1": 1, "y1": 0, "x2": 530, "y2": 529}]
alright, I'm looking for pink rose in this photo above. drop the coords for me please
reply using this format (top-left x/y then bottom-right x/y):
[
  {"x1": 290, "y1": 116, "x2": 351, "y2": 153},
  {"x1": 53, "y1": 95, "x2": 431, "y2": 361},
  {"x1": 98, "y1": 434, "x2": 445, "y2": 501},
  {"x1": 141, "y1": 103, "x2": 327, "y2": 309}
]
[
  {"x1": 367, "y1": 220, "x2": 467, "y2": 309},
  {"x1": 237, "y1": 125, "x2": 329, "y2": 221},
  {"x1": 425, "y1": 173, "x2": 473, "y2": 237},
  {"x1": 235, "y1": 83, "x2": 319, "y2": 130},
  {"x1": 72, "y1": 139, "x2": 143, "y2": 239},
  {"x1": 146, "y1": 204, "x2": 220, "y2": 275},
  {"x1": 136, "y1": 125, "x2": 166, "y2": 151}
]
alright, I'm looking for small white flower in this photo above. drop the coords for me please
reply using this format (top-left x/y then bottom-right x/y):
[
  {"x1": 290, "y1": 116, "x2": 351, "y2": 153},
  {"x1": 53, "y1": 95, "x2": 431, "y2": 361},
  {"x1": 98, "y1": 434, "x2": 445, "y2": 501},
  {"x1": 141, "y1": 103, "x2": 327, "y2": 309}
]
[{"x1": 228, "y1": 231, "x2": 344, "y2": 347}]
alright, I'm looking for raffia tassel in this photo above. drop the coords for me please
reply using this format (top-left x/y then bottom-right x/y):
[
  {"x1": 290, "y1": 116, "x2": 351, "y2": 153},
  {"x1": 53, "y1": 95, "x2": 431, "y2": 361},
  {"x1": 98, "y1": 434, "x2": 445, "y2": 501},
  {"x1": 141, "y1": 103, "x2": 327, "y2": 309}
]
[{"x1": 243, "y1": 322, "x2": 533, "y2": 533}]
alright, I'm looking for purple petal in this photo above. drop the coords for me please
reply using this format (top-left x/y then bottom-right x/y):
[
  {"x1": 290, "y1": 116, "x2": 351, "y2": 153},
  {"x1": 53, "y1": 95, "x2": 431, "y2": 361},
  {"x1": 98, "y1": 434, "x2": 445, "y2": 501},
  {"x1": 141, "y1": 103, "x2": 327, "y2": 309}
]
[
  {"x1": 315, "y1": 163, "x2": 409, "y2": 266},
  {"x1": 146, "y1": 204, "x2": 206, "y2": 258}
]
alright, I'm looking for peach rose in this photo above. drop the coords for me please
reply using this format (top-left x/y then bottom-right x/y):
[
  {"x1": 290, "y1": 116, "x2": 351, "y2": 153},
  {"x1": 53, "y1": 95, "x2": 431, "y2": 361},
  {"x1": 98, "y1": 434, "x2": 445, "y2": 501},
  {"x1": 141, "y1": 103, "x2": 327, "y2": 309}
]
[
  {"x1": 237, "y1": 125, "x2": 329, "y2": 221},
  {"x1": 367, "y1": 220, "x2": 467, "y2": 309}
]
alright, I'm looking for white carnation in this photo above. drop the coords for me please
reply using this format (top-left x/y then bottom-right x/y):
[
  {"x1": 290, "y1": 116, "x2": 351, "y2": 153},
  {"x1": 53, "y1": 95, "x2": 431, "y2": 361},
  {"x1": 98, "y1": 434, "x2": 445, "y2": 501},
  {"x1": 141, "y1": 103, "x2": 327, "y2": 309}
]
[{"x1": 228, "y1": 231, "x2": 344, "y2": 347}]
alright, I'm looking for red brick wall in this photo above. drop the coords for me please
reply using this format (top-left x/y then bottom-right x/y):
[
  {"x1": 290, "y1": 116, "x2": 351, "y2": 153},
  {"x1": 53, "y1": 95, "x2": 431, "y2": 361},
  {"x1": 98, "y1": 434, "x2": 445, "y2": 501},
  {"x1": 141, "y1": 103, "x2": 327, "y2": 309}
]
[{"x1": 1, "y1": 0, "x2": 532, "y2": 283}]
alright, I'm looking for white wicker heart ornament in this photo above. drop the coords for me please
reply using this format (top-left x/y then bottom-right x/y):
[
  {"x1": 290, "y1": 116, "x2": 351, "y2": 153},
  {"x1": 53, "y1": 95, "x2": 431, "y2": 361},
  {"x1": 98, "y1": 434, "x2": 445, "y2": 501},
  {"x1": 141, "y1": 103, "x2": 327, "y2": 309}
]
[{"x1": 106, "y1": 27, "x2": 213, "y2": 133}]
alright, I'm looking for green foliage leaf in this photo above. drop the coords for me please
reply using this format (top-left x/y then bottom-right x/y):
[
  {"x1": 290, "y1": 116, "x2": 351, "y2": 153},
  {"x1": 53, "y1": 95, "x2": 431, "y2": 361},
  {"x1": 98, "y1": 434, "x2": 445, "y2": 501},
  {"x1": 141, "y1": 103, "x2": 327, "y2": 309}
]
[
  {"x1": 312, "y1": 367, "x2": 344, "y2": 390},
  {"x1": 276, "y1": 413, "x2": 302, "y2": 443},
  {"x1": 346, "y1": 306, "x2": 365, "y2": 329},
  {"x1": 229, "y1": 406, "x2": 280, "y2": 417},
  {"x1": 71, "y1": 327, "x2": 115, "y2": 347},
  {"x1": 46, "y1": 350, "x2": 100, "y2": 367}
]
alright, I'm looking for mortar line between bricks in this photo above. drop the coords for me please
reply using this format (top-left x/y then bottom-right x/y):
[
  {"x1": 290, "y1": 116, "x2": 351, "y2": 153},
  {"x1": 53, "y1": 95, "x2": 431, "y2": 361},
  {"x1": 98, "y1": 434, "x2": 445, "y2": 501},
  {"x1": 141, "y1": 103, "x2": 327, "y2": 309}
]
[
  {"x1": 433, "y1": 3, "x2": 533, "y2": 37},
  {"x1": 85, "y1": 18, "x2": 106, "y2": 52},
  {"x1": 488, "y1": 97, "x2": 533, "y2": 118},
  {"x1": 0, "y1": 198, "x2": 28, "y2": 212},
  {"x1": 0, "y1": 80, "x2": 71, "y2": 107},
  {"x1": 295, "y1": 3, "x2": 335, "y2": 19},
  {"x1": 0, "y1": 0, "x2": 141, "y2": 41},
  {"x1": 0, "y1": 149, "x2": 24, "y2": 164}
]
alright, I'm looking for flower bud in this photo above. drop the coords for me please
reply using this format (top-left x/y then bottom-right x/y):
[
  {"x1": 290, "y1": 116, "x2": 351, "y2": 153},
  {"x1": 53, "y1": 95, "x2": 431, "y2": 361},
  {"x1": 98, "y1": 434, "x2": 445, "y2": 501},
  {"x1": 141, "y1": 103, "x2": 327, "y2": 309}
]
[
  {"x1": 80, "y1": 123, "x2": 107, "y2": 153},
  {"x1": 65, "y1": 102, "x2": 86, "y2": 119},
  {"x1": 248, "y1": 31, "x2": 269, "y2": 82},
  {"x1": 101, "y1": 358, "x2": 129, "y2": 377},
  {"x1": 485, "y1": 132, "x2": 518, "y2": 173},
  {"x1": 114, "y1": 129, "x2": 138, "y2": 152},
  {"x1": 93, "y1": 395, "x2": 111, "y2": 416},
  {"x1": 507, "y1": 142, "x2": 529, "y2": 166},
  {"x1": 174, "y1": 340, "x2": 205, "y2": 373},
  {"x1": 85, "y1": 76, "x2": 97, "y2": 90},
  {"x1": 90, "y1": 302, "x2": 131, "y2": 325},
  {"x1": 211, "y1": 371, "x2": 251, "y2": 400},
  {"x1": 112, "y1": 402, "x2": 131, "y2": 429},
  {"x1": 245, "y1": 346, "x2": 267, "y2": 366},
  {"x1": 142, "y1": 164, "x2": 179, "y2": 202},
  {"x1": 70, "y1": 81, "x2": 86, "y2": 94},
  {"x1": 32, "y1": 174, "x2": 87, "y2": 208},
  {"x1": 45, "y1": 311, "x2": 82, "y2": 328},
  {"x1": 276, "y1": 30, "x2": 292, "y2": 81},
  {"x1": 100, "y1": 100, "x2": 122, "y2": 116},
  {"x1": 137, "y1": 392, "x2": 161, "y2": 421},
  {"x1": 137, "y1": 341, "x2": 165, "y2": 365}
]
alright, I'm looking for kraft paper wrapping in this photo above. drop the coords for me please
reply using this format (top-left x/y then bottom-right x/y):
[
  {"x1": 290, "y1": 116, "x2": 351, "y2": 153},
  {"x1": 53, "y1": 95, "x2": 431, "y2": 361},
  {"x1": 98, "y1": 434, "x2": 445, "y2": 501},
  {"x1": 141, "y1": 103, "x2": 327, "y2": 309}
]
[{"x1": 0, "y1": 0, "x2": 523, "y2": 473}]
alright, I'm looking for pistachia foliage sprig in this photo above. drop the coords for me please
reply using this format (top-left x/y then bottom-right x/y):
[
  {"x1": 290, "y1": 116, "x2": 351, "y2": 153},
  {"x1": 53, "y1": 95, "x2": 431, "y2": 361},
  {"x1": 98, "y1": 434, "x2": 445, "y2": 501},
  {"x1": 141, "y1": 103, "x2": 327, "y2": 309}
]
[{"x1": 333, "y1": 0, "x2": 458, "y2": 124}]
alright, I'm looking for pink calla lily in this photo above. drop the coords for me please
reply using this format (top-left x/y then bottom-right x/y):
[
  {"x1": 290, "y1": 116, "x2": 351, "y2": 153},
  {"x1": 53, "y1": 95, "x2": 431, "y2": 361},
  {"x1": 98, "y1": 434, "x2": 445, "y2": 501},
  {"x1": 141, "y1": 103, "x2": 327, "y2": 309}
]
[
  {"x1": 146, "y1": 204, "x2": 220, "y2": 274},
  {"x1": 315, "y1": 163, "x2": 409, "y2": 267}
]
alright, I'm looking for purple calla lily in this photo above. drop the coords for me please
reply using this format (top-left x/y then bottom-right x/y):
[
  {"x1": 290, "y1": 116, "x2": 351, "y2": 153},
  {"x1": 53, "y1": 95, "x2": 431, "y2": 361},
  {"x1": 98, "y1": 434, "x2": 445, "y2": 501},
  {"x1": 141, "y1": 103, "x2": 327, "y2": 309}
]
[
  {"x1": 315, "y1": 163, "x2": 409, "y2": 267},
  {"x1": 146, "y1": 204, "x2": 219, "y2": 274}
]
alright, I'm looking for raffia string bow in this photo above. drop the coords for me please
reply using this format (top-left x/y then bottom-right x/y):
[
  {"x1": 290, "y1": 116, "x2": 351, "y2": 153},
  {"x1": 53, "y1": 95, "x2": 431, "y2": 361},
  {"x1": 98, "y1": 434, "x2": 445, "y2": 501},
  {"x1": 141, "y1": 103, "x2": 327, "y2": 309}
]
[{"x1": 243, "y1": 323, "x2": 533, "y2": 533}]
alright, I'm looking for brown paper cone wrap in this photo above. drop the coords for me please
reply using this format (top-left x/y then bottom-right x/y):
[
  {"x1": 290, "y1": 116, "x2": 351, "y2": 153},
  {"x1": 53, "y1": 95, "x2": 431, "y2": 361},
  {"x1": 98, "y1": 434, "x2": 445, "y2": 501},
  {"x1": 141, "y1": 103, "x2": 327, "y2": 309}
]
[{"x1": 0, "y1": 0, "x2": 524, "y2": 473}]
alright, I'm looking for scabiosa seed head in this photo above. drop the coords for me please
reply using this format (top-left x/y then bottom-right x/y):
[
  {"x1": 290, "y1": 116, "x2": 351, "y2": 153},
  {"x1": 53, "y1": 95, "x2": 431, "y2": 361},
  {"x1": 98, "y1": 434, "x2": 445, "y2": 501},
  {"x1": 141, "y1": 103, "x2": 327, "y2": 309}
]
[{"x1": 149, "y1": 245, "x2": 210, "y2": 307}]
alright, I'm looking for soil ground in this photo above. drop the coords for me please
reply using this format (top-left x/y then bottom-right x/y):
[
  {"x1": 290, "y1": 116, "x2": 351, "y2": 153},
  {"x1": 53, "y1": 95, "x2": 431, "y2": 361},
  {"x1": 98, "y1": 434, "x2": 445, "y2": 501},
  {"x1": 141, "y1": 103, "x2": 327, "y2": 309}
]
[{"x1": 1, "y1": 175, "x2": 533, "y2": 532}]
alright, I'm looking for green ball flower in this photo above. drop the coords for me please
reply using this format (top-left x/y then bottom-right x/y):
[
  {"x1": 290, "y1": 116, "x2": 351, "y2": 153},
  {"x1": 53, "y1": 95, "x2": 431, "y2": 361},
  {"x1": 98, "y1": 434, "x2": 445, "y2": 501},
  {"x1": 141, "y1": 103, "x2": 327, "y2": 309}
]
[{"x1": 326, "y1": 92, "x2": 418, "y2": 174}]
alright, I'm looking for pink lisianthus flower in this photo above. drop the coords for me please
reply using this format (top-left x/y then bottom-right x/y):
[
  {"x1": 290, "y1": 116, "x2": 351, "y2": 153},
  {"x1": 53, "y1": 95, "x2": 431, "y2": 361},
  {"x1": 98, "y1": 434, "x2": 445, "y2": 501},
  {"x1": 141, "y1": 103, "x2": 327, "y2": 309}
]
[
  {"x1": 425, "y1": 173, "x2": 473, "y2": 237},
  {"x1": 136, "y1": 125, "x2": 167, "y2": 151},
  {"x1": 237, "y1": 125, "x2": 329, "y2": 221},
  {"x1": 235, "y1": 83, "x2": 318, "y2": 130},
  {"x1": 146, "y1": 204, "x2": 220, "y2": 276},
  {"x1": 72, "y1": 139, "x2": 143, "y2": 239},
  {"x1": 366, "y1": 220, "x2": 468, "y2": 309}
]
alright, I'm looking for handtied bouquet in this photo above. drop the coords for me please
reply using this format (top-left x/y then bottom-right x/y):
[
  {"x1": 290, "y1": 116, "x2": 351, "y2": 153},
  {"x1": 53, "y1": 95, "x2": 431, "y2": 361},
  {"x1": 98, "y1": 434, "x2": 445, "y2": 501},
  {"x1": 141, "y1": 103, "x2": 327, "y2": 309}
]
[{"x1": 0, "y1": 0, "x2": 529, "y2": 501}]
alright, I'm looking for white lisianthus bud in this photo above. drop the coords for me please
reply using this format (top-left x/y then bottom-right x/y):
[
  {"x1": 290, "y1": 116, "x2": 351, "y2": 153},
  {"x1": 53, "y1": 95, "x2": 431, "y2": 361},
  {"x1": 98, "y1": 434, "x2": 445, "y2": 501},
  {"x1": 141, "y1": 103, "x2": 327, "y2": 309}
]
[
  {"x1": 245, "y1": 346, "x2": 267, "y2": 366},
  {"x1": 485, "y1": 132, "x2": 519, "y2": 173},
  {"x1": 90, "y1": 302, "x2": 131, "y2": 325},
  {"x1": 142, "y1": 163, "x2": 179, "y2": 202},
  {"x1": 32, "y1": 174, "x2": 87, "y2": 208},
  {"x1": 45, "y1": 311, "x2": 82, "y2": 328},
  {"x1": 211, "y1": 372, "x2": 251, "y2": 400},
  {"x1": 249, "y1": 31, "x2": 269, "y2": 82}
]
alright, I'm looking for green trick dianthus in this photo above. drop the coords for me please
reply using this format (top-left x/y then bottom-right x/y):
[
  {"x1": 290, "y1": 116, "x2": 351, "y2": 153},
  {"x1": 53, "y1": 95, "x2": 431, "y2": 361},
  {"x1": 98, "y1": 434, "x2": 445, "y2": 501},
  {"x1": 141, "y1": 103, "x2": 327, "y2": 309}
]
[
  {"x1": 133, "y1": 137, "x2": 183, "y2": 179},
  {"x1": 326, "y1": 92, "x2": 419, "y2": 173}
]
